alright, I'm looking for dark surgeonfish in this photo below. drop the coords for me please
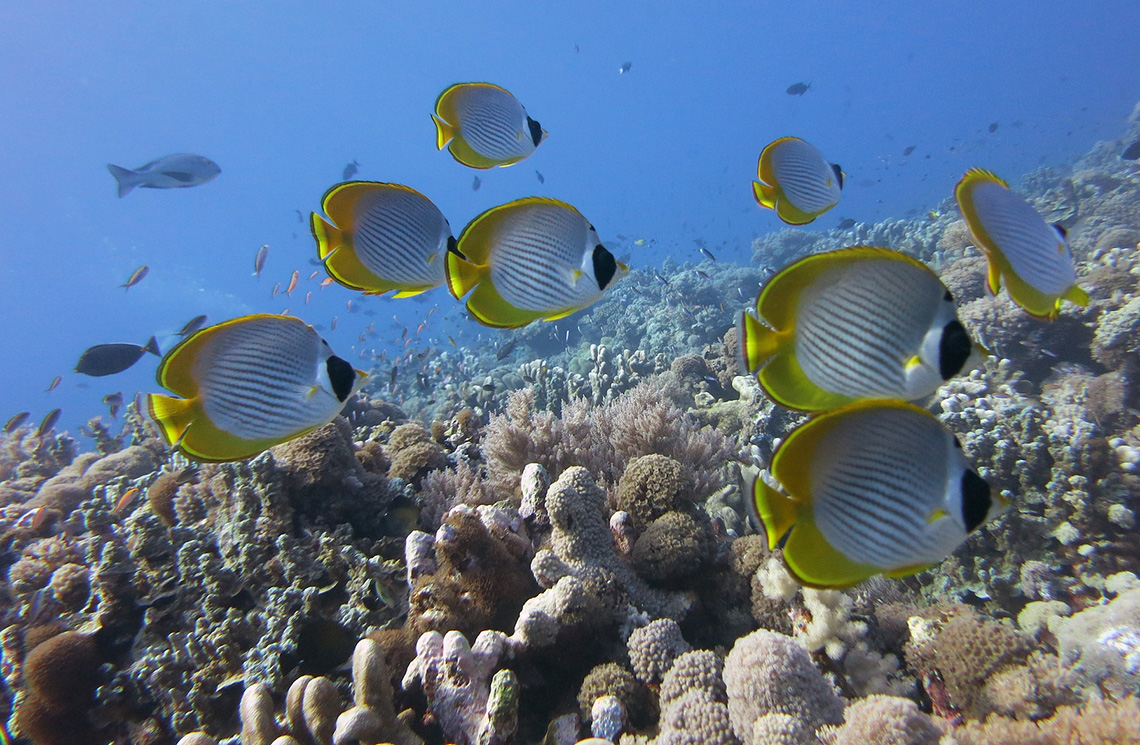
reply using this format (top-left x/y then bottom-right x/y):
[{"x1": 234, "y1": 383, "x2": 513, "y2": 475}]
[
  {"x1": 343, "y1": 159, "x2": 360, "y2": 180},
  {"x1": 75, "y1": 337, "x2": 161, "y2": 377},
  {"x1": 1122, "y1": 140, "x2": 1140, "y2": 160},
  {"x1": 106, "y1": 154, "x2": 221, "y2": 198},
  {"x1": 786, "y1": 82, "x2": 810, "y2": 95}
]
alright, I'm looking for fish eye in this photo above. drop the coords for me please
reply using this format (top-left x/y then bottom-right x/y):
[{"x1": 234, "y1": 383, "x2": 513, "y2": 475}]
[
  {"x1": 943, "y1": 289, "x2": 953, "y2": 302},
  {"x1": 960, "y1": 469, "x2": 992, "y2": 532},
  {"x1": 938, "y1": 320, "x2": 971, "y2": 380},
  {"x1": 952, "y1": 437, "x2": 962, "y2": 449},
  {"x1": 527, "y1": 117, "x2": 543, "y2": 147}
]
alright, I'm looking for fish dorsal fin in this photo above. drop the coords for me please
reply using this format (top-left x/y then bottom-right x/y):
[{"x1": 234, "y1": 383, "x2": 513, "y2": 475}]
[
  {"x1": 455, "y1": 197, "x2": 579, "y2": 266},
  {"x1": 757, "y1": 137, "x2": 799, "y2": 188},
  {"x1": 758, "y1": 246, "x2": 925, "y2": 330}
]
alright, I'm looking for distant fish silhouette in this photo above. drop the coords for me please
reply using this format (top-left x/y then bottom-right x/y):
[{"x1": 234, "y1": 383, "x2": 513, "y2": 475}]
[
  {"x1": 786, "y1": 82, "x2": 810, "y2": 95},
  {"x1": 472, "y1": 175, "x2": 482, "y2": 191},
  {"x1": 1122, "y1": 140, "x2": 1140, "y2": 160},
  {"x1": 343, "y1": 159, "x2": 360, "y2": 180},
  {"x1": 903, "y1": 145, "x2": 916, "y2": 156},
  {"x1": 989, "y1": 122, "x2": 999, "y2": 133},
  {"x1": 106, "y1": 154, "x2": 220, "y2": 198},
  {"x1": 535, "y1": 170, "x2": 545, "y2": 184},
  {"x1": 122, "y1": 265, "x2": 149, "y2": 290},
  {"x1": 619, "y1": 62, "x2": 632, "y2": 74}
]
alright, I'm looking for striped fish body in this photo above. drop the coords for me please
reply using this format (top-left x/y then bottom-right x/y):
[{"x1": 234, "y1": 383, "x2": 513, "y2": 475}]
[
  {"x1": 750, "y1": 400, "x2": 1005, "y2": 588},
  {"x1": 146, "y1": 314, "x2": 366, "y2": 461},
  {"x1": 445, "y1": 198, "x2": 628, "y2": 328},
  {"x1": 736, "y1": 247, "x2": 982, "y2": 411},
  {"x1": 433, "y1": 83, "x2": 547, "y2": 169},
  {"x1": 955, "y1": 168, "x2": 1088, "y2": 319},
  {"x1": 752, "y1": 137, "x2": 842, "y2": 225},
  {"x1": 311, "y1": 182, "x2": 451, "y2": 298}
]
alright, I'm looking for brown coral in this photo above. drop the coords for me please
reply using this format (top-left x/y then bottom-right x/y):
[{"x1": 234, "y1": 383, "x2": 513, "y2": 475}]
[
  {"x1": 631, "y1": 511, "x2": 709, "y2": 585},
  {"x1": 615, "y1": 454, "x2": 688, "y2": 531}
]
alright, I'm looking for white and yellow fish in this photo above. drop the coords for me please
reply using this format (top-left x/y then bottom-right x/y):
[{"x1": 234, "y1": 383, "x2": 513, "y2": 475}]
[
  {"x1": 752, "y1": 137, "x2": 843, "y2": 225},
  {"x1": 737, "y1": 247, "x2": 986, "y2": 411},
  {"x1": 311, "y1": 182, "x2": 453, "y2": 297},
  {"x1": 955, "y1": 168, "x2": 1088, "y2": 319},
  {"x1": 146, "y1": 314, "x2": 367, "y2": 462},
  {"x1": 446, "y1": 197, "x2": 628, "y2": 328},
  {"x1": 749, "y1": 399, "x2": 1009, "y2": 589},
  {"x1": 432, "y1": 83, "x2": 547, "y2": 169}
]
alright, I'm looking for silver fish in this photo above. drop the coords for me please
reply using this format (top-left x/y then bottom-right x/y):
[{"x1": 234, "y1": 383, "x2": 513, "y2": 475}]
[{"x1": 106, "y1": 153, "x2": 221, "y2": 198}]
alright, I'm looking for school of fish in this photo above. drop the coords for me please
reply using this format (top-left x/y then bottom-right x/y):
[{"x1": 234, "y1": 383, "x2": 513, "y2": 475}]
[{"x1": 9, "y1": 76, "x2": 1101, "y2": 592}]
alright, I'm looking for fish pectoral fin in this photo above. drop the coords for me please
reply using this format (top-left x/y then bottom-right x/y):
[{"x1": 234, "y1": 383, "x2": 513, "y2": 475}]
[
  {"x1": 926, "y1": 508, "x2": 949, "y2": 525},
  {"x1": 904, "y1": 354, "x2": 924, "y2": 371},
  {"x1": 305, "y1": 385, "x2": 320, "y2": 401},
  {"x1": 164, "y1": 171, "x2": 196, "y2": 183},
  {"x1": 392, "y1": 287, "x2": 432, "y2": 299},
  {"x1": 563, "y1": 267, "x2": 584, "y2": 286},
  {"x1": 432, "y1": 114, "x2": 454, "y2": 150},
  {"x1": 1064, "y1": 284, "x2": 1090, "y2": 307}
]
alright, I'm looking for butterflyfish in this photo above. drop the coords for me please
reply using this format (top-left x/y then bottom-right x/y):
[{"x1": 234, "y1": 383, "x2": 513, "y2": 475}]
[
  {"x1": 75, "y1": 338, "x2": 161, "y2": 377},
  {"x1": 954, "y1": 168, "x2": 1088, "y2": 319},
  {"x1": 311, "y1": 182, "x2": 453, "y2": 298},
  {"x1": 445, "y1": 198, "x2": 629, "y2": 328},
  {"x1": 748, "y1": 400, "x2": 1009, "y2": 589},
  {"x1": 146, "y1": 314, "x2": 368, "y2": 462},
  {"x1": 432, "y1": 83, "x2": 547, "y2": 169},
  {"x1": 752, "y1": 137, "x2": 843, "y2": 225},
  {"x1": 737, "y1": 247, "x2": 985, "y2": 411}
]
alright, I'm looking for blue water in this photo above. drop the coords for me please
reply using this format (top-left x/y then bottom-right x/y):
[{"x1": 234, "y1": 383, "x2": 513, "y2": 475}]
[{"x1": 2, "y1": 1, "x2": 1138, "y2": 435}]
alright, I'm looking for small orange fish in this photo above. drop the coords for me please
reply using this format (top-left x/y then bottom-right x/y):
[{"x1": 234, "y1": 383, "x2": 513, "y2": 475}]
[
  {"x1": 31, "y1": 506, "x2": 51, "y2": 531},
  {"x1": 308, "y1": 270, "x2": 320, "y2": 280},
  {"x1": 45, "y1": 375, "x2": 62, "y2": 392},
  {"x1": 331, "y1": 316, "x2": 338, "y2": 331},
  {"x1": 122, "y1": 265, "x2": 149, "y2": 290},
  {"x1": 321, "y1": 277, "x2": 335, "y2": 287},
  {"x1": 428, "y1": 306, "x2": 437, "y2": 317},
  {"x1": 347, "y1": 299, "x2": 354, "y2": 311},
  {"x1": 286, "y1": 270, "x2": 300, "y2": 296},
  {"x1": 272, "y1": 282, "x2": 281, "y2": 297},
  {"x1": 114, "y1": 487, "x2": 140, "y2": 514},
  {"x1": 448, "y1": 336, "x2": 457, "y2": 348},
  {"x1": 404, "y1": 338, "x2": 413, "y2": 347},
  {"x1": 416, "y1": 322, "x2": 426, "y2": 335},
  {"x1": 304, "y1": 291, "x2": 312, "y2": 305}
]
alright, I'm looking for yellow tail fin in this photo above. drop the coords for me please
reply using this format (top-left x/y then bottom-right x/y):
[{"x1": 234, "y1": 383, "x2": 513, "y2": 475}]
[
  {"x1": 147, "y1": 394, "x2": 195, "y2": 448},
  {"x1": 747, "y1": 471, "x2": 798, "y2": 550},
  {"x1": 445, "y1": 250, "x2": 484, "y2": 300},
  {"x1": 310, "y1": 213, "x2": 343, "y2": 261},
  {"x1": 752, "y1": 180, "x2": 777, "y2": 209},
  {"x1": 432, "y1": 114, "x2": 454, "y2": 150},
  {"x1": 736, "y1": 311, "x2": 780, "y2": 373}
]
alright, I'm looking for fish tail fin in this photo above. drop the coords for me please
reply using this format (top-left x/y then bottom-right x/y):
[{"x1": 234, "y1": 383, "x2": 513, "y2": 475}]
[
  {"x1": 1064, "y1": 284, "x2": 1090, "y2": 307},
  {"x1": 310, "y1": 213, "x2": 343, "y2": 261},
  {"x1": 736, "y1": 311, "x2": 780, "y2": 373},
  {"x1": 107, "y1": 164, "x2": 140, "y2": 198},
  {"x1": 752, "y1": 180, "x2": 777, "y2": 210},
  {"x1": 432, "y1": 114, "x2": 454, "y2": 150},
  {"x1": 146, "y1": 394, "x2": 194, "y2": 448},
  {"x1": 445, "y1": 250, "x2": 484, "y2": 300},
  {"x1": 143, "y1": 336, "x2": 161, "y2": 356},
  {"x1": 746, "y1": 470, "x2": 798, "y2": 550}
]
